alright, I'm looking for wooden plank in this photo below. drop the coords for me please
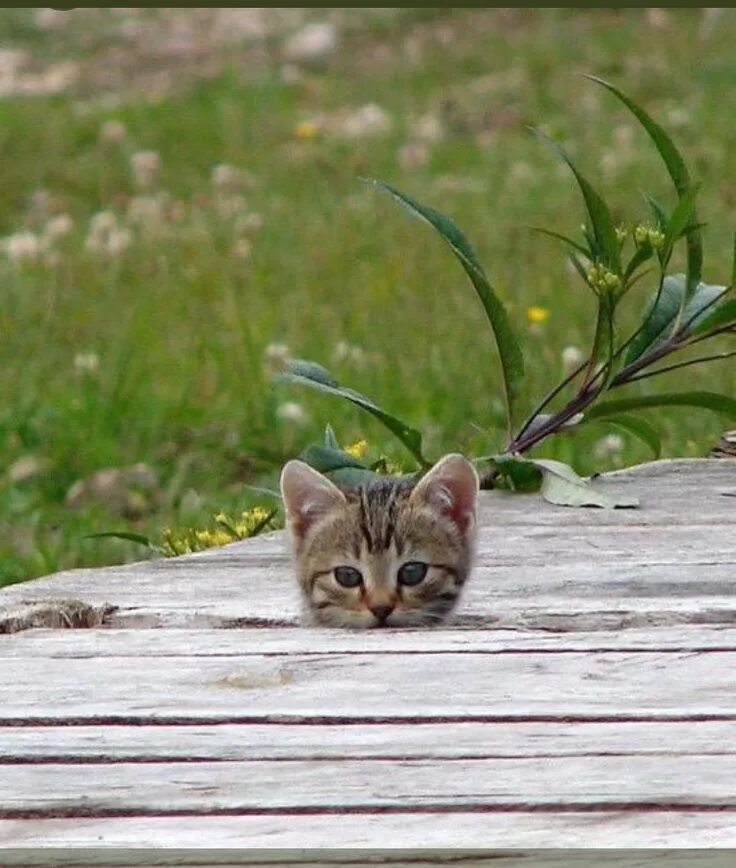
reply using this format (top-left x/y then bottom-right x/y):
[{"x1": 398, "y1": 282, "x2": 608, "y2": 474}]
[
  {"x1": 0, "y1": 459, "x2": 733, "y2": 631},
  {"x1": 4, "y1": 755, "x2": 736, "y2": 814},
  {"x1": 6, "y1": 624, "x2": 736, "y2": 659},
  {"x1": 3, "y1": 557, "x2": 736, "y2": 631},
  {"x1": 0, "y1": 811, "x2": 736, "y2": 852},
  {"x1": 3, "y1": 720, "x2": 736, "y2": 762},
  {"x1": 2, "y1": 650, "x2": 736, "y2": 721}
]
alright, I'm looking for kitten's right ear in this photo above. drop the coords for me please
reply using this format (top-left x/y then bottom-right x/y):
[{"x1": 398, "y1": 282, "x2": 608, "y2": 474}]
[{"x1": 280, "y1": 460, "x2": 346, "y2": 542}]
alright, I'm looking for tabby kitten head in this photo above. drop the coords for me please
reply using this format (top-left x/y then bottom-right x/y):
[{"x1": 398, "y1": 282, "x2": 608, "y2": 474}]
[{"x1": 280, "y1": 453, "x2": 479, "y2": 628}]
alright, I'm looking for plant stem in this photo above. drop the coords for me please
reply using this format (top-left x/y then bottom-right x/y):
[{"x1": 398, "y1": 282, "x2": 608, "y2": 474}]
[
  {"x1": 622, "y1": 348, "x2": 736, "y2": 383},
  {"x1": 508, "y1": 378, "x2": 604, "y2": 454},
  {"x1": 512, "y1": 357, "x2": 589, "y2": 444}
]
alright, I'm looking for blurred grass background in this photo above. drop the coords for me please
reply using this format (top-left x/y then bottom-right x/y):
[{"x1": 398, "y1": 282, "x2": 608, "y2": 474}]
[{"x1": 1, "y1": 8, "x2": 734, "y2": 585}]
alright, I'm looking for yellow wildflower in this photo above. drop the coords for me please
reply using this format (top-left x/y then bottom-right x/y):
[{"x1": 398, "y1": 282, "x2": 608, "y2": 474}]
[
  {"x1": 526, "y1": 306, "x2": 550, "y2": 325},
  {"x1": 344, "y1": 439, "x2": 369, "y2": 460},
  {"x1": 195, "y1": 529, "x2": 232, "y2": 548},
  {"x1": 295, "y1": 120, "x2": 319, "y2": 140},
  {"x1": 234, "y1": 506, "x2": 271, "y2": 536}
]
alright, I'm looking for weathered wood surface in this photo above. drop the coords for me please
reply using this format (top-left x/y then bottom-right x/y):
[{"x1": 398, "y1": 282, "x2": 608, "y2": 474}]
[
  {"x1": 0, "y1": 847, "x2": 734, "y2": 867},
  {"x1": 1, "y1": 459, "x2": 736, "y2": 850}
]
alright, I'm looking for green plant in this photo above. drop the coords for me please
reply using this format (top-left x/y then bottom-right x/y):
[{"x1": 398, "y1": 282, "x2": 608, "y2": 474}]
[
  {"x1": 88, "y1": 505, "x2": 280, "y2": 556},
  {"x1": 277, "y1": 77, "x2": 736, "y2": 507}
]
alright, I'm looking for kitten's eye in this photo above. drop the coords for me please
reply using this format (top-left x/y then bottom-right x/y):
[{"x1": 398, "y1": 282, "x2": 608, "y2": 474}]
[
  {"x1": 333, "y1": 566, "x2": 363, "y2": 588},
  {"x1": 397, "y1": 561, "x2": 429, "y2": 586}
]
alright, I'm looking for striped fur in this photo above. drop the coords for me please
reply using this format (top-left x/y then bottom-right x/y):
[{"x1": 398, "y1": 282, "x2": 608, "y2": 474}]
[{"x1": 280, "y1": 454, "x2": 479, "y2": 628}]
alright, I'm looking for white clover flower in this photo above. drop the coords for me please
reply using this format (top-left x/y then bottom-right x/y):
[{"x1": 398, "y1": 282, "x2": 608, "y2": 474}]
[
  {"x1": 2, "y1": 231, "x2": 43, "y2": 263},
  {"x1": 99, "y1": 119, "x2": 127, "y2": 145},
  {"x1": 211, "y1": 163, "x2": 240, "y2": 189},
  {"x1": 43, "y1": 214, "x2": 73, "y2": 242},
  {"x1": 85, "y1": 212, "x2": 131, "y2": 257},
  {"x1": 130, "y1": 150, "x2": 161, "y2": 187},
  {"x1": 339, "y1": 104, "x2": 392, "y2": 139},
  {"x1": 233, "y1": 211, "x2": 263, "y2": 233},
  {"x1": 561, "y1": 345, "x2": 584, "y2": 375},
  {"x1": 89, "y1": 210, "x2": 117, "y2": 234},
  {"x1": 231, "y1": 238, "x2": 252, "y2": 261},
  {"x1": 332, "y1": 341, "x2": 367, "y2": 367},
  {"x1": 594, "y1": 433, "x2": 624, "y2": 458},
  {"x1": 412, "y1": 113, "x2": 444, "y2": 144},
  {"x1": 74, "y1": 351, "x2": 99, "y2": 374},
  {"x1": 106, "y1": 228, "x2": 132, "y2": 256},
  {"x1": 276, "y1": 401, "x2": 308, "y2": 426},
  {"x1": 283, "y1": 21, "x2": 338, "y2": 65},
  {"x1": 127, "y1": 195, "x2": 166, "y2": 226},
  {"x1": 215, "y1": 194, "x2": 247, "y2": 221},
  {"x1": 262, "y1": 342, "x2": 291, "y2": 375}
]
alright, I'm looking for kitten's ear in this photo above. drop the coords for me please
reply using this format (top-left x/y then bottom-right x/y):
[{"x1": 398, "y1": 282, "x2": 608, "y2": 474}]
[
  {"x1": 280, "y1": 460, "x2": 346, "y2": 542},
  {"x1": 410, "y1": 453, "x2": 479, "y2": 535}
]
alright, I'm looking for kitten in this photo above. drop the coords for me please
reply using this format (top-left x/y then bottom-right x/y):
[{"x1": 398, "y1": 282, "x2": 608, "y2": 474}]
[{"x1": 280, "y1": 453, "x2": 479, "y2": 628}]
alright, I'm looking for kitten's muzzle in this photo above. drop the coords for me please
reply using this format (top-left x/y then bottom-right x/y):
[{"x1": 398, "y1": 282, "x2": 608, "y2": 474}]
[{"x1": 370, "y1": 604, "x2": 394, "y2": 626}]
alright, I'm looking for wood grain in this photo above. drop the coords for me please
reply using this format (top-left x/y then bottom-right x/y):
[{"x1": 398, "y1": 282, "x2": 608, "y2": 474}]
[
  {"x1": 3, "y1": 719, "x2": 736, "y2": 763},
  {"x1": 5, "y1": 755, "x2": 736, "y2": 815},
  {"x1": 2, "y1": 649, "x2": 736, "y2": 721},
  {"x1": 5, "y1": 623, "x2": 736, "y2": 658}
]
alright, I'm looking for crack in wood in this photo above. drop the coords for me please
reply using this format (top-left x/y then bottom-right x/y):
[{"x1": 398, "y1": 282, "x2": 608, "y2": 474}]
[
  {"x1": 3, "y1": 712, "x2": 736, "y2": 727},
  {"x1": 0, "y1": 599, "x2": 116, "y2": 634},
  {"x1": 3, "y1": 803, "x2": 736, "y2": 821},
  {"x1": 5, "y1": 749, "x2": 736, "y2": 765}
]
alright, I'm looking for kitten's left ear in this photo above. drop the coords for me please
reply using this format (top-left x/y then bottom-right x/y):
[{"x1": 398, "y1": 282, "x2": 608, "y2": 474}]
[{"x1": 410, "y1": 453, "x2": 479, "y2": 535}]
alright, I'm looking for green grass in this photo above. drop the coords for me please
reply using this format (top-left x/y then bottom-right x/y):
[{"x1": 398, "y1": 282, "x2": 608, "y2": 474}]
[{"x1": 2, "y1": 8, "x2": 735, "y2": 585}]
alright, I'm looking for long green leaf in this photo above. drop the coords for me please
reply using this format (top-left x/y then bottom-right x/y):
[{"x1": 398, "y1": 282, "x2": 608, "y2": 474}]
[
  {"x1": 247, "y1": 507, "x2": 279, "y2": 538},
  {"x1": 85, "y1": 531, "x2": 153, "y2": 547},
  {"x1": 532, "y1": 129, "x2": 620, "y2": 273},
  {"x1": 529, "y1": 226, "x2": 591, "y2": 258},
  {"x1": 624, "y1": 244, "x2": 654, "y2": 282},
  {"x1": 691, "y1": 299, "x2": 736, "y2": 336},
  {"x1": 589, "y1": 413, "x2": 662, "y2": 458},
  {"x1": 369, "y1": 179, "x2": 524, "y2": 433},
  {"x1": 644, "y1": 193, "x2": 668, "y2": 229},
  {"x1": 324, "y1": 423, "x2": 340, "y2": 449},
  {"x1": 299, "y1": 443, "x2": 368, "y2": 474},
  {"x1": 568, "y1": 252, "x2": 591, "y2": 286},
  {"x1": 589, "y1": 290, "x2": 615, "y2": 383},
  {"x1": 586, "y1": 391, "x2": 736, "y2": 421},
  {"x1": 276, "y1": 360, "x2": 428, "y2": 466},
  {"x1": 244, "y1": 485, "x2": 282, "y2": 502},
  {"x1": 298, "y1": 443, "x2": 381, "y2": 487},
  {"x1": 625, "y1": 275, "x2": 727, "y2": 363},
  {"x1": 588, "y1": 75, "x2": 703, "y2": 292},
  {"x1": 665, "y1": 183, "x2": 700, "y2": 240}
]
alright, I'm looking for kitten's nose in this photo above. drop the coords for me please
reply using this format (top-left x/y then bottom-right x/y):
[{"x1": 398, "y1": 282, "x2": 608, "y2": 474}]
[{"x1": 370, "y1": 604, "x2": 394, "y2": 625}]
